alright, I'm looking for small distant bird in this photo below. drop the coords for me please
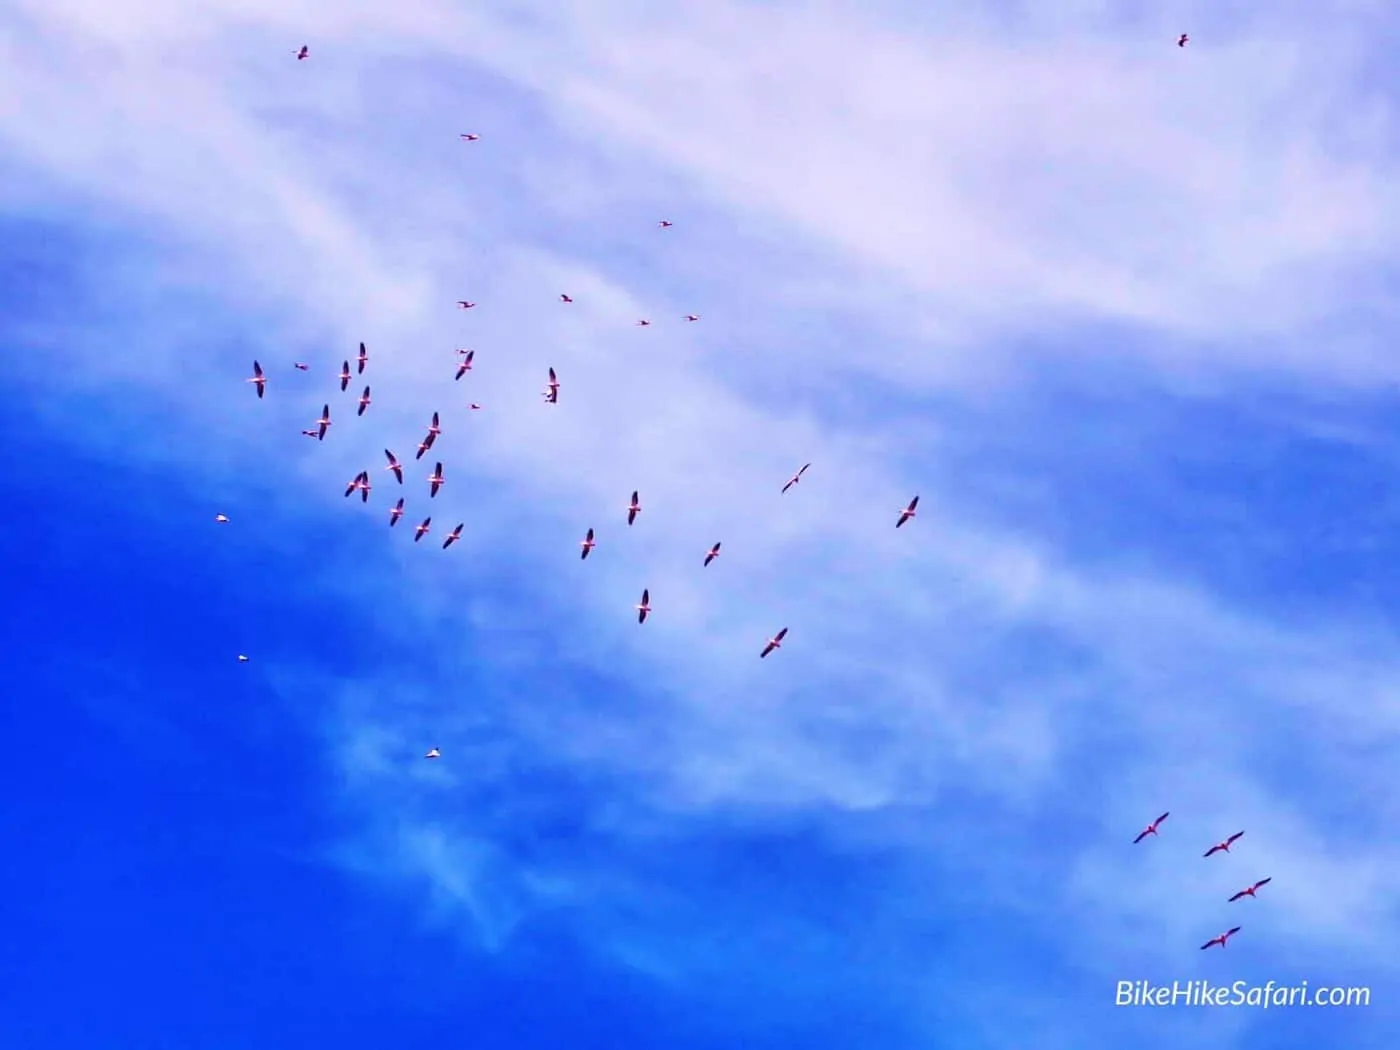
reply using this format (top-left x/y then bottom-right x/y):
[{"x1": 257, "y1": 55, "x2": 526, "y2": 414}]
[
  {"x1": 357, "y1": 386, "x2": 371, "y2": 416},
  {"x1": 657, "y1": 220, "x2": 672, "y2": 228},
  {"x1": 683, "y1": 314, "x2": 699, "y2": 322},
  {"x1": 636, "y1": 319, "x2": 651, "y2": 327},
  {"x1": 896, "y1": 496, "x2": 919, "y2": 528},
  {"x1": 383, "y1": 449, "x2": 404, "y2": 483},
  {"x1": 295, "y1": 45, "x2": 309, "y2": 60},
  {"x1": 300, "y1": 429, "x2": 318, "y2": 438},
  {"x1": 246, "y1": 360, "x2": 265, "y2": 398},
  {"x1": 414, "y1": 517, "x2": 432, "y2": 542},
  {"x1": 703, "y1": 542, "x2": 721, "y2": 567},
  {"x1": 543, "y1": 366, "x2": 559, "y2": 403},
  {"x1": 636, "y1": 588, "x2": 651, "y2": 624},
  {"x1": 1200, "y1": 927, "x2": 1241, "y2": 951},
  {"x1": 293, "y1": 362, "x2": 309, "y2": 371},
  {"x1": 389, "y1": 498, "x2": 405, "y2": 526},
  {"x1": 455, "y1": 350, "x2": 475, "y2": 381},
  {"x1": 1229, "y1": 878, "x2": 1272, "y2": 902},
  {"x1": 315, "y1": 404, "x2": 331, "y2": 440},
  {"x1": 1204, "y1": 831, "x2": 1245, "y2": 858},
  {"x1": 460, "y1": 133, "x2": 479, "y2": 141},
  {"x1": 760, "y1": 627, "x2": 789, "y2": 658},
  {"x1": 344, "y1": 471, "x2": 368, "y2": 499},
  {"x1": 237, "y1": 654, "x2": 249, "y2": 662},
  {"x1": 781, "y1": 463, "x2": 811, "y2": 494},
  {"x1": 357, "y1": 342, "x2": 368, "y2": 374},
  {"x1": 442, "y1": 523, "x2": 464, "y2": 549},
  {"x1": 1178, "y1": 33, "x2": 1189, "y2": 47},
  {"x1": 215, "y1": 514, "x2": 230, "y2": 523},
  {"x1": 468, "y1": 403, "x2": 482, "y2": 410},
  {"x1": 560, "y1": 294, "x2": 573, "y2": 303},
  {"x1": 339, "y1": 361, "x2": 351, "y2": 391},
  {"x1": 580, "y1": 527, "x2": 595, "y2": 559},
  {"x1": 428, "y1": 462, "x2": 444, "y2": 497},
  {"x1": 1133, "y1": 812, "x2": 1170, "y2": 844},
  {"x1": 627, "y1": 490, "x2": 641, "y2": 525},
  {"x1": 425, "y1": 747, "x2": 441, "y2": 759},
  {"x1": 456, "y1": 300, "x2": 476, "y2": 309}
]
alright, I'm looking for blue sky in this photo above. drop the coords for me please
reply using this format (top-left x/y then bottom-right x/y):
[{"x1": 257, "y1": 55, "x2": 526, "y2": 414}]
[{"x1": 2, "y1": 1, "x2": 1398, "y2": 1046}]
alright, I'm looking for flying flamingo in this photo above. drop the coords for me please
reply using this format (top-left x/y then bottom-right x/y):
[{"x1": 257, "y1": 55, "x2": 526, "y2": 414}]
[
  {"x1": 388, "y1": 498, "x2": 404, "y2": 526},
  {"x1": 1204, "y1": 831, "x2": 1245, "y2": 858},
  {"x1": 636, "y1": 319, "x2": 651, "y2": 327},
  {"x1": 760, "y1": 627, "x2": 789, "y2": 658},
  {"x1": 460, "y1": 133, "x2": 479, "y2": 141},
  {"x1": 580, "y1": 528, "x2": 595, "y2": 559},
  {"x1": 684, "y1": 314, "x2": 699, "y2": 322},
  {"x1": 455, "y1": 350, "x2": 475, "y2": 380},
  {"x1": 429, "y1": 462, "x2": 444, "y2": 497},
  {"x1": 214, "y1": 514, "x2": 229, "y2": 523},
  {"x1": 294, "y1": 45, "x2": 308, "y2": 60},
  {"x1": 543, "y1": 367, "x2": 559, "y2": 403},
  {"x1": 1200, "y1": 927, "x2": 1241, "y2": 950},
  {"x1": 357, "y1": 342, "x2": 368, "y2": 374},
  {"x1": 1178, "y1": 33, "x2": 1188, "y2": 47},
  {"x1": 560, "y1": 294, "x2": 573, "y2": 303},
  {"x1": 246, "y1": 360, "x2": 266, "y2": 398},
  {"x1": 339, "y1": 361, "x2": 351, "y2": 392},
  {"x1": 416, "y1": 413, "x2": 440, "y2": 459},
  {"x1": 456, "y1": 300, "x2": 476, "y2": 309},
  {"x1": 293, "y1": 362, "x2": 309, "y2": 371},
  {"x1": 703, "y1": 542, "x2": 721, "y2": 566},
  {"x1": 425, "y1": 747, "x2": 441, "y2": 759},
  {"x1": 1229, "y1": 878, "x2": 1272, "y2": 902},
  {"x1": 414, "y1": 517, "x2": 431, "y2": 542},
  {"x1": 657, "y1": 220, "x2": 672, "y2": 228},
  {"x1": 301, "y1": 429, "x2": 318, "y2": 438},
  {"x1": 636, "y1": 588, "x2": 651, "y2": 624},
  {"x1": 384, "y1": 449, "x2": 404, "y2": 483},
  {"x1": 896, "y1": 496, "x2": 919, "y2": 528},
  {"x1": 468, "y1": 403, "x2": 482, "y2": 410},
  {"x1": 237, "y1": 655, "x2": 249, "y2": 662},
  {"x1": 442, "y1": 523, "x2": 464, "y2": 549},
  {"x1": 782, "y1": 463, "x2": 811, "y2": 494},
  {"x1": 357, "y1": 386, "x2": 371, "y2": 416},
  {"x1": 344, "y1": 471, "x2": 369, "y2": 499},
  {"x1": 1133, "y1": 812, "x2": 1169, "y2": 844},
  {"x1": 315, "y1": 404, "x2": 331, "y2": 440},
  {"x1": 627, "y1": 491, "x2": 641, "y2": 525}
]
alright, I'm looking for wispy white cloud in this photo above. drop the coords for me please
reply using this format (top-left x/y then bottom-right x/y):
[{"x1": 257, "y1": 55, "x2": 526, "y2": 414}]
[{"x1": 6, "y1": 0, "x2": 1400, "y2": 1044}]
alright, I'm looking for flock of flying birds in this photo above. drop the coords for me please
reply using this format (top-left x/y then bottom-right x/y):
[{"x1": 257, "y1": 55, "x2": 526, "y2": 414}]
[
  {"x1": 1132, "y1": 813, "x2": 1272, "y2": 951},
  {"x1": 231, "y1": 67, "x2": 923, "y2": 760},
  {"x1": 246, "y1": 35, "x2": 1240, "y2": 951},
  {"x1": 240, "y1": 334, "x2": 920, "y2": 645}
]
